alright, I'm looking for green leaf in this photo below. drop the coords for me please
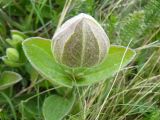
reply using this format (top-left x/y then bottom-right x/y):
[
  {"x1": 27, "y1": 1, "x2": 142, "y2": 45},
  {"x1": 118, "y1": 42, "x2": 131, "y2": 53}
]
[
  {"x1": 22, "y1": 37, "x2": 71, "y2": 87},
  {"x1": 2, "y1": 56, "x2": 24, "y2": 67},
  {"x1": 42, "y1": 95, "x2": 75, "y2": 120},
  {"x1": 22, "y1": 37, "x2": 136, "y2": 87},
  {"x1": 18, "y1": 94, "x2": 45, "y2": 120},
  {"x1": 11, "y1": 30, "x2": 27, "y2": 39},
  {"x1": 77, "y1": 45, "x2": 136, "y2": 86},
  {"x1": 0, "y1": 71, "x2": 22, "y2": 90}
]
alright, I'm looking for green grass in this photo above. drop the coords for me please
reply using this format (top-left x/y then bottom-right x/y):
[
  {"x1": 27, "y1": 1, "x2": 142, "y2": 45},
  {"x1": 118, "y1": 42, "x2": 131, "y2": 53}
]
[{"x1": 0, "y1": 0, "x2": 160, "y2": 120}]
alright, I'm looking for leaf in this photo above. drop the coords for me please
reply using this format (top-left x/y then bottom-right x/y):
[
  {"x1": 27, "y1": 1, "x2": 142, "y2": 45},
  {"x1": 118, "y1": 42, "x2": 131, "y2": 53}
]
[
  {"x1": 11, "y1": 30, "x2": 27, "y2": 39},
  {"x1": 2, "y1": 56, "x2": 24, "y2": 67},
  {"x1": 42, "y1": 95, "x2": 75, "y2": 120},
  {"x1": 22, "y1": 37, "x2": 72, "y2": 87},
  {"x1": 22, "y1": 37, "x2": 136, "y2": 87},
  {"x1": 0, "y1": 71, "x2": 22, "y2": 90},
  {"x1": 77, "y1": 45, "x2": 136, "y2": 86},
  {"x1": 18, "y1": 94, "x2": 45, "y2": 120}
]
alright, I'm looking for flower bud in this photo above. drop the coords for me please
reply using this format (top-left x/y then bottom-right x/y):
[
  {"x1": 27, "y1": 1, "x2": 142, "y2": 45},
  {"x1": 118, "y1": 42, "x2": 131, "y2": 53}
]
[
  {"x1": 52, "y1": 13, "x2": 110, "y2": 68},
  {"x1": 6, "y1": 48, "x2": 19, "y2": 62}
]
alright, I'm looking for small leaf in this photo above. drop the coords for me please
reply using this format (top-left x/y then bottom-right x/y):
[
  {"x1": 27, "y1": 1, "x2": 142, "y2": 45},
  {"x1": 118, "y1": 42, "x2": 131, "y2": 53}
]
[
  {"x1": 6, "y1": 30, "x2": 26, "y2": 48},
  {"x1": 22, "y1": 37, "x2": 136, "y2": 87},
  {"x1": 18, "y1": 94, "x2": 45, "y2": 120},
  {"x1": 2, "y1": 56, "x2": 24, "y2": 67},
  {"x1": 42, "y1": 95, "x2": 75, "y2": 120},
  {"x1": 11, "y1": 30, "x2": 27, "y2": 39},
  {"x1": 0, "y1": 71, "x2": 22, "y2": 90}
]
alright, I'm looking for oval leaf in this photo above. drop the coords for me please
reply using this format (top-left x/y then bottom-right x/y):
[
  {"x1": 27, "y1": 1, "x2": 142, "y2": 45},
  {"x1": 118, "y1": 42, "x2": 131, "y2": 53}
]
[
  {"x1": 77, "y1": 45, "x2": 136, "y2": 86},
  {"x1": 22, "y1": 37, "x2": 72, "y2": 87},
  {"x1": 22, "y1": 37, "x2": 136, "y2": 87},
  {"x1": 42, "y1": 95, "x2": 75, "y2": 120},
  {"x1": 0, "y1": 71, "x2": 22, "y2": 90}
]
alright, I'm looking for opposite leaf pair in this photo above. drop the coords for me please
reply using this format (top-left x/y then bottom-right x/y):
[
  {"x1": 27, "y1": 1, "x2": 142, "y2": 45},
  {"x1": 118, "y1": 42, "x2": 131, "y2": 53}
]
[
  {"x1": 22, "y1": 37, "x2": 136, "y2": 87},
  {"x1": 23, "y1": 13, "x2": 136, "y2": 87}
]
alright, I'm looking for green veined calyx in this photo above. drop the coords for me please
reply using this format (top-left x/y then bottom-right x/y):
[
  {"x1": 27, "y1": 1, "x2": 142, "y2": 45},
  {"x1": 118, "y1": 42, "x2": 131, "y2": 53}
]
[{"x1": 52, "y1": 13, "x2": 110, "y2": 68}]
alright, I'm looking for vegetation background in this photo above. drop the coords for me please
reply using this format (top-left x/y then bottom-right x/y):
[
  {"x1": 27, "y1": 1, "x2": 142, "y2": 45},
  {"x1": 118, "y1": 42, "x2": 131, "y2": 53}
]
[{"x1": 0, "y1": 0, "x2": 160, "y2": 120}]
